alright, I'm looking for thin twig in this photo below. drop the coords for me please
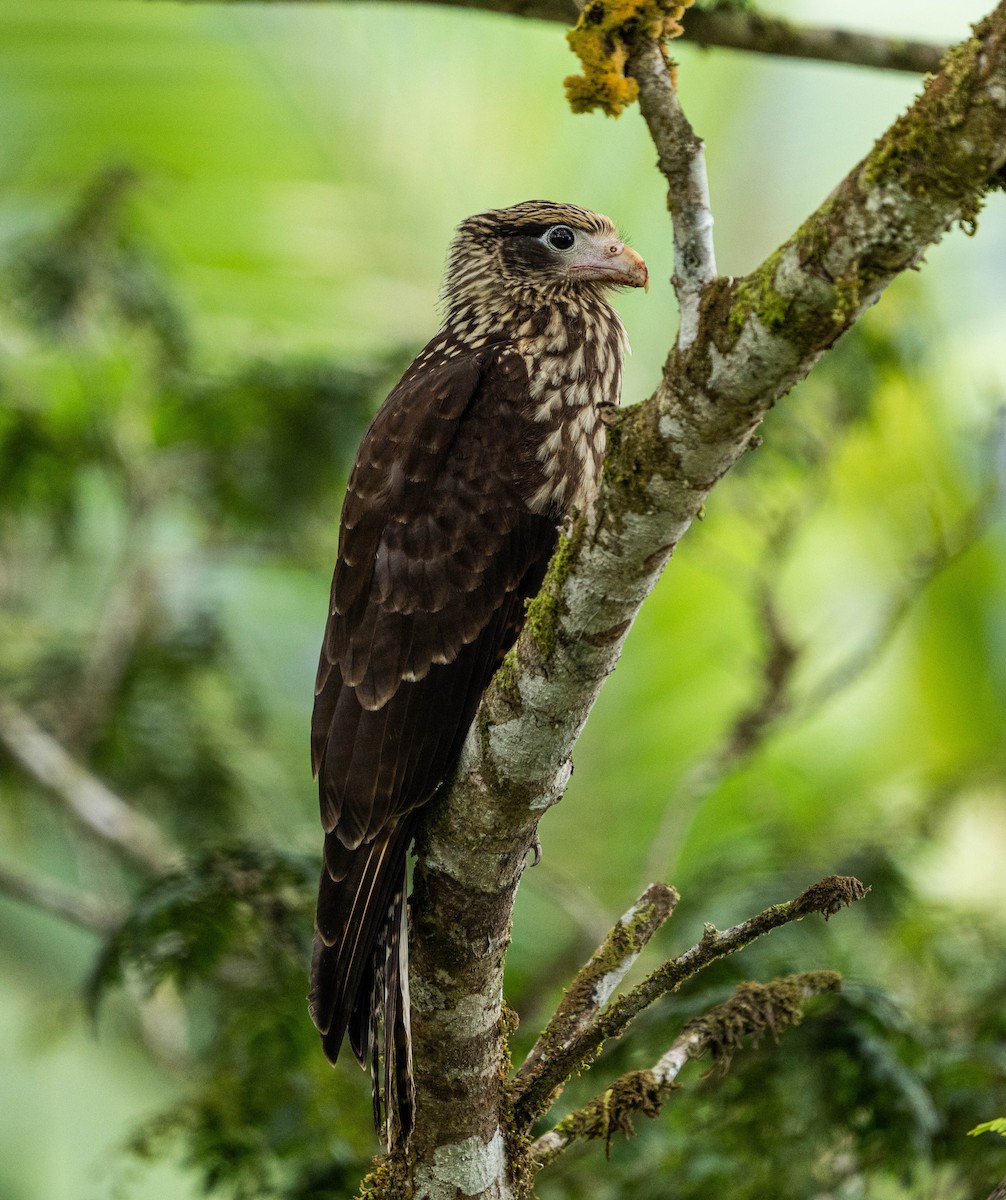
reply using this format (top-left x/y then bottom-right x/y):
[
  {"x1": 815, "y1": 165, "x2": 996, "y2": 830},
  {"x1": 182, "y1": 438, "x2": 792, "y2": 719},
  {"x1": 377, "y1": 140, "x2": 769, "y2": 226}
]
[
  {"x1": 683, "y1": 8, "x2": 946, "y2": 75},
  {"x1": 513, "y1": 875, "x2": 868, "y2": 1126},
  {"x1": 516, "y1": 882, "x2": 678, "y2": 1096},
  {"x1": 0, "y1": 861, "x2": 124, "y2": 933},
  {"x1": 0, "y1": 693, "x2": 180, "y2": 873},
  {"x1": 195, "y1": 0, "x2": 948, "y2": 76},
  {"x1": 529, "y1": 970, "x2": 842, "y2": 1164},
  {"x1": 629, "y1": 39, "x2": 717, "y2": 349}
]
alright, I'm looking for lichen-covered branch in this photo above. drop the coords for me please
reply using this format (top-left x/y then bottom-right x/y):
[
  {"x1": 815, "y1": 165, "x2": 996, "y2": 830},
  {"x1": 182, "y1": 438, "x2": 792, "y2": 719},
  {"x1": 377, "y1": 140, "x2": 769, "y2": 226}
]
[
  {"x1": 683, "y1": 7, "x2": 946, "y2": 74},
  {"x1": 513, "y1": 876, "x2": 867, "y2": 1127},
  {"x1": 516, "y1": 882, "x2": 678, "y2": 1098},
  {"x1": 405, "y1": 8, "x2": 1006, "y2": 1194},
  {"x1": 629, "y1": 38, "x2": 716, "y2": 347},
  {"x1": 530, "y1": 971, "x2": 842, "y2": 1165},
  {"x1": 0, "y1": 693, "x2": 180, "y2": 873},
  {"x1": 185, "y1": 0, "x2": 948, "y2": 77}
]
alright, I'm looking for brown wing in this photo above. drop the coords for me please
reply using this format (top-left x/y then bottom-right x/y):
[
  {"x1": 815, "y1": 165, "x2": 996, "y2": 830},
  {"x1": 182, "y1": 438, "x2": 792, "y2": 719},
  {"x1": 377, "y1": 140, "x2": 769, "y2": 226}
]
[{"x1": 309, "y1": 337, "x2": 559, "y2": 1112}]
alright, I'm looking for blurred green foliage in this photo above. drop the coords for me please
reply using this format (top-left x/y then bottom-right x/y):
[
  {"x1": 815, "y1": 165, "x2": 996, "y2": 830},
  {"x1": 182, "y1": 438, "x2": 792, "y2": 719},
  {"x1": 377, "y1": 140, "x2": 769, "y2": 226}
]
[{"x1": 1, "y1": 2, "x2": 1006, "y2": 1199}]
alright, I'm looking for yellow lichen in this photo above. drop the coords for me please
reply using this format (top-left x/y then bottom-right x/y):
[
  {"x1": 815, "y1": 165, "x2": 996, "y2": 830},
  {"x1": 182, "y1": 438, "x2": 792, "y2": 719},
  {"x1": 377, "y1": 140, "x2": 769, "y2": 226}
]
[{"x1": 564, "y1": 0, "x2": 694, "y2": 118}]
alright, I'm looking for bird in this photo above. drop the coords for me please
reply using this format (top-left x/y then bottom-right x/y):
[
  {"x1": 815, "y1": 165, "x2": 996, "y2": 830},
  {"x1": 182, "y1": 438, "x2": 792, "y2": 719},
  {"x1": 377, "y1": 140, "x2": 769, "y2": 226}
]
[{"x1": 308, "y1": 200, "x2": 648, "y2": 1142}]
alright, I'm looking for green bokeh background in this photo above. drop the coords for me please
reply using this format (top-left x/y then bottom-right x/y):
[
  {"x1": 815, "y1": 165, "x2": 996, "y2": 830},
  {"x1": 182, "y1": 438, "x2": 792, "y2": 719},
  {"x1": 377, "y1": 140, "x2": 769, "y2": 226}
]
[{"x1": 1, "y1": 1, "x2": 1005, "y2": 1197}]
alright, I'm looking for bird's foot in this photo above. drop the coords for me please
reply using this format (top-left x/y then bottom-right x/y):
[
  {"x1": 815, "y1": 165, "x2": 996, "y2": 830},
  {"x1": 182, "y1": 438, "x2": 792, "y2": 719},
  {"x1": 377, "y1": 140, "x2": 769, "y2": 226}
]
[
  {"x1": 527, "y1": 836, "x2": 542, "y2": 867},
  {"x1": 598, "y1": 400, "x2": 619, "y2": 427}
]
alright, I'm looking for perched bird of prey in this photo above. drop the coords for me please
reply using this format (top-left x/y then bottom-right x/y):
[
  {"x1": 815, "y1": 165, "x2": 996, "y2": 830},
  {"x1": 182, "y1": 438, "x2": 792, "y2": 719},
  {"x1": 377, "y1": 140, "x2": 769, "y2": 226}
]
[{"x1": 309, "y1": 200, "x2": 647, "y2": 1140}]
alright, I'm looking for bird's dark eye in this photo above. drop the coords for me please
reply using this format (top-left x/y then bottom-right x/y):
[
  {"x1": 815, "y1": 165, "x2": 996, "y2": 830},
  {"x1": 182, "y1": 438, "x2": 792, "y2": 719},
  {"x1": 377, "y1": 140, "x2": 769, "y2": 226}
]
[{"x1": 546, "y1": 225, "x2": 576, "y2": 251}]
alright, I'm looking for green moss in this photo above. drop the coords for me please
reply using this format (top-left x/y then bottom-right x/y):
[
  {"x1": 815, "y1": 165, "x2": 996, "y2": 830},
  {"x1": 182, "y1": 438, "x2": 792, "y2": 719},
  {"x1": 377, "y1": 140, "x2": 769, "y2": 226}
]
[
  {"x1": 548, "y1": 1069, "x2": 665, "y2": 1154},
  {"x1": 499, "y1": 1008, "x2": 537, "y2": 1200},
  {"x1": 864, "y1": 29, "x2": 992, "y2": 227},
  {"x1": 564, "y1": 0, "x2": 694, "y2": 117},
  {"x1": 729, "y1": 246, "x2": 788, "y2": 333},
  {"x1": 355, "y1": 1152, "x2": 409, "y2": 1199},
  {"x1": 729, "y1": 200, "x2": 879, "y2": 345},
  {"x1": 523, "y1": 524, "x2": 582, "y2": 660},
  {"x1": 831, "y1": 267, "x2": 862, "y2": 325},
  {"x1": 492, "y1": 646, "x2": 521, "y2": 705},
  {"x1": 685, "y1": 973, "x2": 841, "y2": 1072},
  {"x1": 602, "y1": 402, "x2": 678, "y2": 522}
]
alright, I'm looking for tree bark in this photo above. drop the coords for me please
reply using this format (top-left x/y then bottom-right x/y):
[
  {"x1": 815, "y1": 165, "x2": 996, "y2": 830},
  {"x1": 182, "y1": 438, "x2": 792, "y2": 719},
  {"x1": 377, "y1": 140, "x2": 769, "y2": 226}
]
[{"x1": 402, "y1": 4, "x2": 1006, "y2": 1196}]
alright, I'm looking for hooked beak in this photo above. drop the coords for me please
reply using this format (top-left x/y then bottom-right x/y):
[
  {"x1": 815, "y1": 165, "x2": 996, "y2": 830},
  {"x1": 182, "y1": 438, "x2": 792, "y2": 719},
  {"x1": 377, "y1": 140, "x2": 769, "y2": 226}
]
[{"x1": 569, "y1": 234, "x2": 649, "y2": 292}]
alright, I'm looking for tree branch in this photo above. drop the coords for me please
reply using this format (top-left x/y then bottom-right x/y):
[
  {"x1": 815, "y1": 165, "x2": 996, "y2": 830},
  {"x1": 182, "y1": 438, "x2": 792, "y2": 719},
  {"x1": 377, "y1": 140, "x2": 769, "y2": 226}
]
[
  {"x1": 630, "y1": 39, "x2": 717, "y2": 348},
  {"x1": 177, "y1": 0, "x2": 949, "y2": 76},
  {"x1": 516, "y1": 882, "x2": 678, "y2": 1098},
  {"x1": 0, "y1": 861, "x2": 124, "y2": 933},
  {"x1": 530, "y1": 970, "x2": 842, "y2": 1165},
  {"x1": 406, "y1": 8, "x2": 1006, "y2": 1192},
  {"x1": 986, "y1": 1175, "x2": 1006, "y2": 1200},
  {"x1": 682, "y1": 8, "x2": 946, "y2": 75},
  {"x1": 513, "y1": 875, "x2": 867, "y2": 1127},
  {"x1": 0, "y1": 694, "x2": 181, "y2": 873}
]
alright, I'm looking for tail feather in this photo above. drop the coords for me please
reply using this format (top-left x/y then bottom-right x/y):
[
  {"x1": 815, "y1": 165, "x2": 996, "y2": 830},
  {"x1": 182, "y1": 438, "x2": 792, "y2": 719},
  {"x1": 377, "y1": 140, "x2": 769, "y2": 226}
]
[
  {"x1": 308, "y1": 817, "x2": 416, "y2": 1140},
  {"x1": 382, "y1": 883, "x2": 414, "y2": 1141}
]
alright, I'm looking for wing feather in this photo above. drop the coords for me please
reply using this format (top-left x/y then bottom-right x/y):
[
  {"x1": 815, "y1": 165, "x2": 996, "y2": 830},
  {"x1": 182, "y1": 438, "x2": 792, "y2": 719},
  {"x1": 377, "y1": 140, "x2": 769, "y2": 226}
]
[{"x1": 310, "y1": 336, "x2": 560, "y2": 1135}]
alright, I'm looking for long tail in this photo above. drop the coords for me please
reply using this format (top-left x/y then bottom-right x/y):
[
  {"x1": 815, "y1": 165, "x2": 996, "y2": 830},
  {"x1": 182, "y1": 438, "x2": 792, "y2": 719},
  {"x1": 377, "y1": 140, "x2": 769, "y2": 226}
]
[{"x1": 308, "y1": 817, "x2": 417, "y2": 1141}]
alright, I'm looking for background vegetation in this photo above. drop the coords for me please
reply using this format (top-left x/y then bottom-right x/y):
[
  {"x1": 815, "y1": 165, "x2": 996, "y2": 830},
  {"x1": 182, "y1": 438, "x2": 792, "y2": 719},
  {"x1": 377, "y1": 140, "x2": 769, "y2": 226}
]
[{"x1": 1, "y1": 1, "x2": 1004, "y2": 1197}]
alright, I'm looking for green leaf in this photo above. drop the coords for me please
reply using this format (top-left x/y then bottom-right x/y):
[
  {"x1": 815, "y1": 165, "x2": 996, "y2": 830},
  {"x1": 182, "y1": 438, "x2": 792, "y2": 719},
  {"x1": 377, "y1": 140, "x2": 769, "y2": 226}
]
[{"x1": 968, "y1": 1118, "x2": 1006, "y2": 1139}]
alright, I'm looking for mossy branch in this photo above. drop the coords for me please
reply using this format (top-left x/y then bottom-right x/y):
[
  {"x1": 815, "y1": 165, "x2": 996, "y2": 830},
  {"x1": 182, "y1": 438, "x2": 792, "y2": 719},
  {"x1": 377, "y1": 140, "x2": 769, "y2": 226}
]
[
  {"x1": 515, "y1": 882, "x2": 679, "y2": 1100},
  {"x1": 530, "y1": 971, "x2": 843, "y2": 1165},
  {"x1": 205, "y1": 0, "x2": 949, "y2": 78},
  {"x1": 373, "y1": 5, "x2": 1002, "y2": 1193},
  {"x1": 512, "y1": 876, "x2": 868, "y2": 1126}
]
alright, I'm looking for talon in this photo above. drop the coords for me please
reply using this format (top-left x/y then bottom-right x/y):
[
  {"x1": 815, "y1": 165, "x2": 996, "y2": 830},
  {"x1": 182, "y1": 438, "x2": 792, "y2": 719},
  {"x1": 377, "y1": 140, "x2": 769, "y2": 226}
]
[{"x1": 528, "y1": 837, "x2": 543, "y2": 867}]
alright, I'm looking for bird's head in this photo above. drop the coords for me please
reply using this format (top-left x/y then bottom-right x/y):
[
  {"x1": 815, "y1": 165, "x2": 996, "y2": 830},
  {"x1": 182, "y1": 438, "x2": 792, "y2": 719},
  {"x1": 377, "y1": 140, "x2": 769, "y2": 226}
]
[{"x1": 442, "y1": 200, "x2": 648, "y2": 323}]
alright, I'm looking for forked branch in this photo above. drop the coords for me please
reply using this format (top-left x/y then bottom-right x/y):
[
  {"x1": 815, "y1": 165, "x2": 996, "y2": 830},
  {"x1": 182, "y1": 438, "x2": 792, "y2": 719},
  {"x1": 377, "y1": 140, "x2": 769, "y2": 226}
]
[
  {"x1": 516, "y1": 882, "x2": 679, "y2": 1097},
  {"x1": 408, "y1": 7, "x2": 1006, "y2": 1193},
  {"x1": 530, "y1": 970, "x2": 843, "y2": 1165},
  {"x1": 513, "y1": 876, "x2": 868, "y2": 1127}
]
